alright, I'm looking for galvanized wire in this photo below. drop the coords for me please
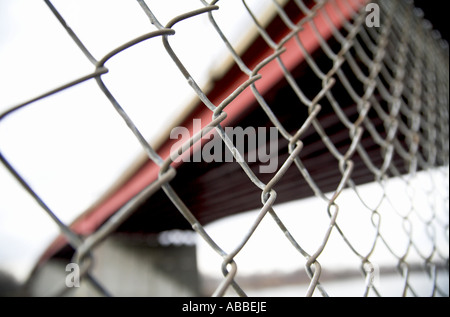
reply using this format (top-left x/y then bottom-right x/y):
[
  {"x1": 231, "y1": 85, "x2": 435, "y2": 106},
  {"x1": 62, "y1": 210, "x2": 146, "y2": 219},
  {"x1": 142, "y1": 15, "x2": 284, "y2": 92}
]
[{"x1": 0, "y1": 0, "x2": 448, "y2": 297}]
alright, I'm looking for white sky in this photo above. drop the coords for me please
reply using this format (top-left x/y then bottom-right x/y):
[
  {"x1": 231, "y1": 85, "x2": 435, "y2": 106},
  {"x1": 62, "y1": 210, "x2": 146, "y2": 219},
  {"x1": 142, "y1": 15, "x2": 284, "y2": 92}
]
[{"x1": 0, "y1": 0, "x2": 448, "y2": 295}]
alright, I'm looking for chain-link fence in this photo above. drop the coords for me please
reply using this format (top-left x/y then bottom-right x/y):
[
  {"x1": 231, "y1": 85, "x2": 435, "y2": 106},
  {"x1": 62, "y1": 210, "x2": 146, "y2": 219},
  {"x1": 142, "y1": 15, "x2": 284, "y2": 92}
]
[{"x1": 0, "y1": 0, "x2": 448, "y2": 297}]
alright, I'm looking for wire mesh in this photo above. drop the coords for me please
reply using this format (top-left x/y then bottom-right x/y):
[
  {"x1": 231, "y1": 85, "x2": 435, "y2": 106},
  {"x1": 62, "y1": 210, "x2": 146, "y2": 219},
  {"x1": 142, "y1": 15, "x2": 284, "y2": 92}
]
[{"x1": 0, "y1": 0, "x2": 448, "y2": 297}]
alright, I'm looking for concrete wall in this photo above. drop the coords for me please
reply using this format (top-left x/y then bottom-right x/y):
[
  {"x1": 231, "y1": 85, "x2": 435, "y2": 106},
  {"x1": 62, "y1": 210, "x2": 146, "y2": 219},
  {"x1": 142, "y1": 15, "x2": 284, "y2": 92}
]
[{"x1": 25, "y1": 234, "x2": 200, "y2": 297}]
